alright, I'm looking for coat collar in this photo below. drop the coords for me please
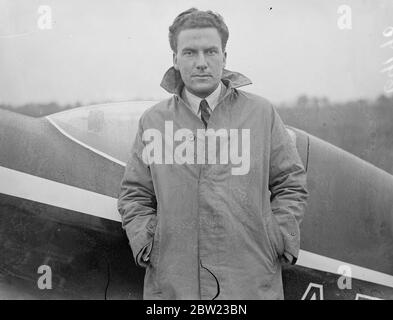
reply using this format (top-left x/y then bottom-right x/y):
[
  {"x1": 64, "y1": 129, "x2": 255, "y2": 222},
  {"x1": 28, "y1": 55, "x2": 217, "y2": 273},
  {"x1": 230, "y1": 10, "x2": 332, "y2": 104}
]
[{"x1": 160, "y1": 66, "x2": 252, "y2": 95}]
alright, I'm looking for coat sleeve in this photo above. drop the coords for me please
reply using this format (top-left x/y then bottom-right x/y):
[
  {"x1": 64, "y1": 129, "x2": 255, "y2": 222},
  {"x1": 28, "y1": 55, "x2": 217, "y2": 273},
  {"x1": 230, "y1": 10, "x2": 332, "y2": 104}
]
[
  {"x1": 269, "y1": 105, "x2": 308, "y2": 264},
  {"x1": 117, "y1": 117, "x2": 158, "y2": 267}
]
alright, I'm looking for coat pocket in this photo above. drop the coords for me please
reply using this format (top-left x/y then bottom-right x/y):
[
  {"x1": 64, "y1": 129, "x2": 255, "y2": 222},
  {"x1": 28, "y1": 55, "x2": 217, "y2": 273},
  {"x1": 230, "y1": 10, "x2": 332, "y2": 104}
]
[{"x1": 265, "y1": 211, "x2": 285, "y2": 258}]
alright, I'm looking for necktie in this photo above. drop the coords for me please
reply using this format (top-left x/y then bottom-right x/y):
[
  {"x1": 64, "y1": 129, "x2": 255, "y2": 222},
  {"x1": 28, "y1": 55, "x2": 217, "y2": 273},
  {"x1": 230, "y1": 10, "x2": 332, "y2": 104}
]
[{"x1": 199, "y1": 99, "x2": 211, "y2": 128}]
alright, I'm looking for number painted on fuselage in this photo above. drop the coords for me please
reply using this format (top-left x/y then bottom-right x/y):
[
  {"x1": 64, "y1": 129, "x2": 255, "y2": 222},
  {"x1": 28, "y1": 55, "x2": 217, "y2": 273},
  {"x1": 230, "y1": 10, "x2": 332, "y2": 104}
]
[
  {"x1": 301, "y1": 283, "x2": 324, "y2": 300},
  {"x1": 301, "y1": 283, "x2": 383, "y2": 300}
]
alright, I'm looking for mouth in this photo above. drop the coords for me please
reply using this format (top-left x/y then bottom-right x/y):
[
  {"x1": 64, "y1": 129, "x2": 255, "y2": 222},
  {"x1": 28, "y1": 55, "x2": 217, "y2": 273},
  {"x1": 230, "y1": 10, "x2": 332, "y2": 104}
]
[{"x1": 192, "y1": 74, "x2": 212, "y2": 79}]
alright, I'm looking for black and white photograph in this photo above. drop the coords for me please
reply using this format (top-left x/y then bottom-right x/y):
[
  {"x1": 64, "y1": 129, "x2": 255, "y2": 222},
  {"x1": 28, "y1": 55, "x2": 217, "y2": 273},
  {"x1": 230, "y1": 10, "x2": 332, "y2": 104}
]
[{"x1": 0, "y1": 0, "x2": 393, "y2": 303}]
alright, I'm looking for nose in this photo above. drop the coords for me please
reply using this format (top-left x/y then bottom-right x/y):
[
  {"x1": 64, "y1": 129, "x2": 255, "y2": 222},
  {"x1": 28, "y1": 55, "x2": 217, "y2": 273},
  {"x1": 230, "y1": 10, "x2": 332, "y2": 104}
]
[{"x1": 195, "y1": 52, "x2": 208, "y2": 70}]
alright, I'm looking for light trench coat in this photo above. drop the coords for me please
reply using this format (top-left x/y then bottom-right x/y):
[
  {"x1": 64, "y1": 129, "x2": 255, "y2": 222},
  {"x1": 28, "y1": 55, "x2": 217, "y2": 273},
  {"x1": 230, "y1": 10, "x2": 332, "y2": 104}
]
[{"x1": 118, "y1": 67, "x2": 308, "y2": 300}]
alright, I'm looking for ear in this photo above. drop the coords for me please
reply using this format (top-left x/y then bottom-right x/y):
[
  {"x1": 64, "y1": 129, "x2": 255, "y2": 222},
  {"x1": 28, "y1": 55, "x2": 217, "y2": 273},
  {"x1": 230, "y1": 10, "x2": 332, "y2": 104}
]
[
  {"x1": 173, "y1": 52, "x2": 179, "y2": 70},
  {"x1": 223, "y1": 51, "x2": 227, "y2": 69}
]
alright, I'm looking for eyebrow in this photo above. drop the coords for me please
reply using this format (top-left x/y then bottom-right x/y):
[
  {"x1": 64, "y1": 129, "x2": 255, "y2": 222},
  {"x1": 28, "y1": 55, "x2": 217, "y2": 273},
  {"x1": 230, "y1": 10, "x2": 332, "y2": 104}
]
[
  {"x1": 181, "y1": 47, "x2": 197, "y2": 53},
  {"x1": 181, "y1": 46, "x2": 219, "y2": 53}
]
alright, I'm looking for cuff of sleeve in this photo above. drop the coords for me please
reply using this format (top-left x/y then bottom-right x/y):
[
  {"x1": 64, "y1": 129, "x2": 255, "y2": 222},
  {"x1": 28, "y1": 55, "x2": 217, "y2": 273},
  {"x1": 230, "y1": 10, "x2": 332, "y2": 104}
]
[
  {"x1": 282, "y1": 219, "x2": 300, "y2": 263},
  {"x1": 283, "y1": 252, "x2": 298, "y2": 265},
  {"x1": 141, "y1": 241, "x2": 153, "y2": 262},
  {"x1": 130, "y1": 233, "x2": 152, "y2": 267},
  {"x1": 136, "y1": 240, "x2": 153, "y2": 267},
  {"x1": 127, "y1": 217, "x2": 157, "y2": 267}
]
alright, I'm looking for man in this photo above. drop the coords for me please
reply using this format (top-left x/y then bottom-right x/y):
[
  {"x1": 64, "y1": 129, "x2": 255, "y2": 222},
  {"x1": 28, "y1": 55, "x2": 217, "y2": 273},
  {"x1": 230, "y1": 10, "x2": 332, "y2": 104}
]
[{"x1": 118, "y1": 8, "x2": 308, "y2": 300}]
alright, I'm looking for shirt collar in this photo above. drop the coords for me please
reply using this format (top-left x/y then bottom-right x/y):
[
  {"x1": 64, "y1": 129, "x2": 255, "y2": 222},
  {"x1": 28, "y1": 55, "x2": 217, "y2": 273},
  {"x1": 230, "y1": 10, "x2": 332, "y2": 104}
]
[{"x1": 183, "y1": 82, "x2": 223, "y2": 115}]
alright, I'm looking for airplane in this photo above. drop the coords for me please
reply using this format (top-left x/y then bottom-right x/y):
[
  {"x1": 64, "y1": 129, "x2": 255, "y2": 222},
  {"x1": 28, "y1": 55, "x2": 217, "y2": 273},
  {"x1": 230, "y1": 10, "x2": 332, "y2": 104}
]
[{"x1": 0, "y1": 101, "x2": 392, "y2": 300}]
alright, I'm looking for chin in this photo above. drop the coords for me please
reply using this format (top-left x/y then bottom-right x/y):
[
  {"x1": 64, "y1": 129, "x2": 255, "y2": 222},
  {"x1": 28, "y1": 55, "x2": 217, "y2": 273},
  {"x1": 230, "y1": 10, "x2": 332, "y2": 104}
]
[{"x1": 189, "y1": 84, "x2": 217, "y2": 97}]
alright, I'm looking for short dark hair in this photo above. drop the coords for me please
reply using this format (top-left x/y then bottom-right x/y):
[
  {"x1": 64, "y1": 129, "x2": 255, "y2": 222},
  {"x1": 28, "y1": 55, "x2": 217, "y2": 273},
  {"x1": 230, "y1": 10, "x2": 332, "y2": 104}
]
[{"x1": 169, "y1": 8, "x2": 229, "y2": 53}]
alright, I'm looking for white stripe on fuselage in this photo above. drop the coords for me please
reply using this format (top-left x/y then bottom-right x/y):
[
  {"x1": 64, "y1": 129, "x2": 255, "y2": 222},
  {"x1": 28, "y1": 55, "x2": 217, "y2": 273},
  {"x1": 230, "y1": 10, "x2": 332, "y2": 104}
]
[
  {"x1": 296, "y1": 250, "x2": 393, "y2": 289},
  {"x1": 0, "y1": 165, "x2": 121, "y2": 222},
  {"x1": 1, "y1": 165, "x2": 393, "y2": 289}
]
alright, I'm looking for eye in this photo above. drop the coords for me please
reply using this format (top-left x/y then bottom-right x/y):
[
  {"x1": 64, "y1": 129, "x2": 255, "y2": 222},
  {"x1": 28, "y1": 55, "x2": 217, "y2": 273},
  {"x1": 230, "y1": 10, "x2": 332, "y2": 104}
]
[
  {"x1": 207, "y1": 49, "x2": 218, "y2": 55},
  {"x1": 183, "y1": 50, "x2": 193, "y2": 56}
]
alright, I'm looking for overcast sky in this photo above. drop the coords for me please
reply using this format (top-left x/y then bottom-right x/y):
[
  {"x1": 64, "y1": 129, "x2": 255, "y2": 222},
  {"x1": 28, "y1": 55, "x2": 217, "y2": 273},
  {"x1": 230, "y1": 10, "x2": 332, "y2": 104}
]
[{"x1": 1, "y1": 0, "x2": 392, "y2": 105}]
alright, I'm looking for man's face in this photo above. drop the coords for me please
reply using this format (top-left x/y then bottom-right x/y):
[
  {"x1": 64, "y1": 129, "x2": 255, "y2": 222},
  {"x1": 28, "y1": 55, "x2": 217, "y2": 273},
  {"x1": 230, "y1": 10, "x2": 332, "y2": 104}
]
[{"x1": 173, "y1": 27, "x2": 227, "y2": 98}]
